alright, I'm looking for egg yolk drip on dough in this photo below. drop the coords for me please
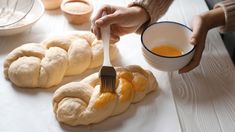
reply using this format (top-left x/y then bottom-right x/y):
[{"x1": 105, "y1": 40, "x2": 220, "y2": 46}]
[
  {"x1": 93, "y1": 70, "x2": 148, "y2": 108},
  {"x1": 117, "y1": 71, "x2": 134, "y2": 102},
  {"x1": 119, "y1": 78, "x2": 133, "y2": 102},
  {"x1": 93, "y1": 93, "x2": 116, "y2": 109},
  {"x1": 132, "y1": 73, "x2": 147, "y2": 92},
  {"x1": 118, "y1": 71, "x2": 134, "y2": 81}
]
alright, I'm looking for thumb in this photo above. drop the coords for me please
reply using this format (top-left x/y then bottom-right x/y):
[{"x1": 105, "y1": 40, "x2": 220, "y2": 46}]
[
  {"x1": 190, "y1": 37, "x2": 197, "y2": 46},
  {"x1": 191, "y1": 25, "x2": 201, "y2": 45},
  {"x1": 190, "y1": 15, "x2": 205, "y2": 46}
]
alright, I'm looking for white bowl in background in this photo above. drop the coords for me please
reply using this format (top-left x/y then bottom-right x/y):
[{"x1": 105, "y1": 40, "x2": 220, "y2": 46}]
[
  {"x1": 141, "y1": 21, "x2": 195, "y2": 72},
  {"x1": 0, "y1": 0, "x2": 45, "y2": 36}
]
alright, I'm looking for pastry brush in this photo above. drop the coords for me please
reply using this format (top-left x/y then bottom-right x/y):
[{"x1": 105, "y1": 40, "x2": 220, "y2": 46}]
[{"x1": 99, "y1": 12, "x2": 116, "y2": 93}]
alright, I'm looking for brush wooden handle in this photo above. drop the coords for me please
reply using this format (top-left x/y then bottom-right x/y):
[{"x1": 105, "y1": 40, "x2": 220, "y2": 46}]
[{"x1": 101, "y1": 12, "x2": 112, "y2": 66}]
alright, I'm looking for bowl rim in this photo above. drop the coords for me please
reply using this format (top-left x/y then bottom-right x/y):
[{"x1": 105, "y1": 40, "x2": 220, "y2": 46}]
[
  {"x1": 0, "y1": 0, "x2": 45, "y2": 31},
  {"x1": 141, "y1": 21, "x2": 195, "y2": 58}
]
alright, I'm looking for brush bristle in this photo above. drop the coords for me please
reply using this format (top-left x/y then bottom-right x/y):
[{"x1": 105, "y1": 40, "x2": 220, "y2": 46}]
[{"x1": 99, "y1": 66, "x2": 116, "y2": 93}]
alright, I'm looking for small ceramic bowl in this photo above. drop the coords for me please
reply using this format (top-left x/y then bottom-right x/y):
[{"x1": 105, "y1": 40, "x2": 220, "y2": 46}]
[
  {"x1": 61, "y1": 0, "x2": 93, "y2": 25},
  {"x1": 41, "y1": 0, "x2": 61, "y2": 10},
  {"x1": 141, "y1": 21, "x2": 195, "y2": 72}
]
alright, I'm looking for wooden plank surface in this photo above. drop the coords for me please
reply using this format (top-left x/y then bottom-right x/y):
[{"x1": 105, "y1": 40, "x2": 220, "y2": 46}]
[{"x1": 161, "y1": 0, "x2": 235, "y2": 132}]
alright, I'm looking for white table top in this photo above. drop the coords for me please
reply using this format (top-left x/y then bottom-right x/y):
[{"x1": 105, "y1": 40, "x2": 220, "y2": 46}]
[{"x1": 0, "y1": 0, "x2": 234, "y2": 132}]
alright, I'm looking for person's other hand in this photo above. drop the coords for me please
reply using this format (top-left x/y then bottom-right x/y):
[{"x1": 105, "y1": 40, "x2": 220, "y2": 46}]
[
  {"x1": 179, "y1": 7, "x2": 225, "y2": 73},
  {"x1": 179, "y1": 15, "x2": 209, "y2": 73},
  {"x1": 91, "y1": 5, "x2": 149, "y2": 43}
]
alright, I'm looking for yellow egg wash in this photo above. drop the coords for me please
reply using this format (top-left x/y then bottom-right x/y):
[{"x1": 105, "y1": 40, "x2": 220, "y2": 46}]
[
  {"x1": 119, "y1": 78, "x2": 133, "y2": 102},
  {"x1": 151, "y1": 45, "x2": 182, "y2": 57},
  {"x1": 118, "y1": 71, "x2": 134, "y2": 82},
  {"x1": 94, "y1": 93, "x2": 116, "y2": 109},
  {"x1": 132, "y1": 73, "x2": 147, "y2": 92}
]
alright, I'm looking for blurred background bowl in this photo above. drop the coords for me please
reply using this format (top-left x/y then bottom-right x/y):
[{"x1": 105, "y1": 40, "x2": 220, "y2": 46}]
[
  {"x1": 141, "y1": 21, "x2": 195, "y2": 72},
  {"x1": 61, "y1": 0, "x2": 93, "y2": 25},
  {"x1": 41, "y1": 0, "x2": 61, "y2": 10},
  {"x1": 0, "y1": 0, "x2": 44, "y2": 36},
  {"x1": 0, "y1": 0, "x2": 35, "y2": 27}
]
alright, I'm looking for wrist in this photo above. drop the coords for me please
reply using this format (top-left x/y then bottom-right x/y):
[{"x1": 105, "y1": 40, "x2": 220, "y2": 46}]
[
  {"x1": 130, "y1": 6, "x2": 150, "y2": 25},
  {"x1": 201, "y1": 7, "x2": 225, "y2": 29}
]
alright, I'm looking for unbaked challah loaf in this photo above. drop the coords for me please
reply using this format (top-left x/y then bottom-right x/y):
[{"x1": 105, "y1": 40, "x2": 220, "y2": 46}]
[
  {"x1": 53, "y1": 65, "x2": 158, "y2": 126},
  {"x1": 3, "y1": 31, "x2": 118, "y2": 88}
]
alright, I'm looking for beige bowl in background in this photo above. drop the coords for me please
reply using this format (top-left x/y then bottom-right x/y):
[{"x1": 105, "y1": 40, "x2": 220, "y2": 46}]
[
  {"x1": 61, "y1": 0, "x2": 93, "y2": 25},
  {"x1": 141, "y1": 21, "x2": 195, "y2": 72},
  {"x1": 41, "y1": 0, "x2": 62, "y2": 10}
]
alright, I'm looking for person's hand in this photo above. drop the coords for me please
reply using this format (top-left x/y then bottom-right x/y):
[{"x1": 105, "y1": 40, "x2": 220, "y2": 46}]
[
  {"x1": 179, "y1": 7, "x2": 225, "y2": 73},
  {"x1": 178, "y1": 15, "x2": 209, "y2": 73},
  {"x1": 91, "y1": 5, "x2": 149, "y2": 43}
]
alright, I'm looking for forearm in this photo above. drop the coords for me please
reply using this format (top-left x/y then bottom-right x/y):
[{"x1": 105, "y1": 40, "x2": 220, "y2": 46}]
[
  {"x1": 128, "y1": 0, "x2": 173, "y2": 33},
  {"x1": 214, "y1": 0, "x2": 235, "y2": 33},
  {"x1": 200, "y1": 7, "x2": 225, "y2": 30},
  {"x1": 129, "y1": 6, "x2": 150, "y2": 28}
]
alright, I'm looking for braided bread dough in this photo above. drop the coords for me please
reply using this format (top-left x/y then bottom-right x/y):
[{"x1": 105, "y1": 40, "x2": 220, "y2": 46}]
[
  {"x1": 3, "y1": 31, "x2": 118, "y2": 88},
  {"x1": 53, "y1": 65, "x2": 158, "y2": 126}
]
